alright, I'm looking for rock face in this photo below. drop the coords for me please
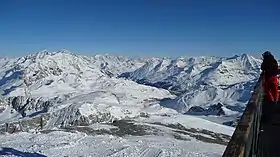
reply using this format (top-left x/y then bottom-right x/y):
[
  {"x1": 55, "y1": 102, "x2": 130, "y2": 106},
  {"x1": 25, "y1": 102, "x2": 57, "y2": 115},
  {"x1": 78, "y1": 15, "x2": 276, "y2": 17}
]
[
  {"x1": 207, "y1": 103, "x2": 225, "y2": 116},
  {"x1": 187, "y1": 106, "x2": 205, "y2": 114},
  {"x1": 6, "y1": 96, "x2": 52, "y2": 117},
  {"x1": 186, "y1": 103, "x2": 225, "y2": 116},
  {"x1": 0, "y1": 95, "x2": 117, "y2": 133},
  {"x1": 48, "y1": 104, "x2": 114, "y2": 128}
]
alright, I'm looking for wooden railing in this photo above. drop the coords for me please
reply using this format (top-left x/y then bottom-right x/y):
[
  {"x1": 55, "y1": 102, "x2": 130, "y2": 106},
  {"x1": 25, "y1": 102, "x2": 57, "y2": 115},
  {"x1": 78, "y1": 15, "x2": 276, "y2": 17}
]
[{"x1": 222, "y1": 75, "x2": 264, "y2": 157}]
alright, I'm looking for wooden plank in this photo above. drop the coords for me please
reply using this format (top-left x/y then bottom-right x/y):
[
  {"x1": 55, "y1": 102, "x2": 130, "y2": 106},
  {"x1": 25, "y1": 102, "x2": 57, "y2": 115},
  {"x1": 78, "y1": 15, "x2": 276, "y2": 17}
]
[{"x1": 222, "y1": 79, "x2": 262, "y2": 157}]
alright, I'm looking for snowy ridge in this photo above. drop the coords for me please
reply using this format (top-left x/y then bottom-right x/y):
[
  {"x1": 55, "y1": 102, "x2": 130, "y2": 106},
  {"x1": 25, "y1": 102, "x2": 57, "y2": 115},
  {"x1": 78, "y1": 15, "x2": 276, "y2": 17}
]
[
  {"x1": 122, "y1": 53, "x2": 262, "y2": 114},
  {"x1": 0, "y1": 51, "x2": 145, "y2": 98},
  {"x1": 91, "y1": 54, "x2": 145, "y2": 76}
]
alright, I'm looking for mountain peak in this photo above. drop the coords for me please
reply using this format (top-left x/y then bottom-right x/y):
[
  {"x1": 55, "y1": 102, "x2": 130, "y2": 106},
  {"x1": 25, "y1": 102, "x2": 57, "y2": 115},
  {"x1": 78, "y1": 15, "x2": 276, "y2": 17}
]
[
  {"x1": 24, "y1": 49, "x2": 78, "y2": 61},
  {"x1": 31, "y1": 49, "x2": 50, "y2": 59},
  {"x1": 240, "y1": 53, "x2": 251, "y2": 59},
  {"x1": 56, "y1": 49, "x2": 74, "y2": 55}
]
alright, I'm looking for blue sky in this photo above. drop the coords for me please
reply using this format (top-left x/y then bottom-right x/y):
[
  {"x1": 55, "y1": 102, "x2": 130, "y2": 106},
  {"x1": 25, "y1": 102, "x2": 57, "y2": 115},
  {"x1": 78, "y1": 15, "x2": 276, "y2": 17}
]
[{"x1": 0, "y1": 0, "x2": 280, "y2": 58}]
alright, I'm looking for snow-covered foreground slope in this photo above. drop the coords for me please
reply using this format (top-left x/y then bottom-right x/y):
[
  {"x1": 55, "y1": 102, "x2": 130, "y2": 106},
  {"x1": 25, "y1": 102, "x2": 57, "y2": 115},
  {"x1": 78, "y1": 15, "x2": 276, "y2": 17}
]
[
  {"x1": 0, "y1": 114, "x2": 234, "y2": 157},
  {"x1": 0, "y1": 131, "x2": 225, "y2": 157}
]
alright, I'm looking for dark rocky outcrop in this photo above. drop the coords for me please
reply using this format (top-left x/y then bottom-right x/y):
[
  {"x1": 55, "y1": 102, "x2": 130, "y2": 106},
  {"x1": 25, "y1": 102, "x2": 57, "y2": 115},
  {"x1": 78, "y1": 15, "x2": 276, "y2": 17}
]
[
  {"x1": 186, "y1": 103, "x2": 225, "y2": 116},
  {"x1": 7, "y1": 96, "x2": 52, "y2": 117}
]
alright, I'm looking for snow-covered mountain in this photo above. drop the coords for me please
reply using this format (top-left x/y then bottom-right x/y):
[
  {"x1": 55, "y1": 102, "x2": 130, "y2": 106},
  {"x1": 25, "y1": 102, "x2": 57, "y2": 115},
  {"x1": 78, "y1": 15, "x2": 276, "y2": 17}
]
[
  {"x1": 121, "y1": 54, "x2": 262, "y2": 114},
  {"x1": 0, "y1": 50, "x2": 262, "y2": 127},
  {"x1": 0, "y1": 50, "x2": 146, "y2": 98},
  {"x1": 0, "y1": 50, "x2": 174, "y2": 125},
  {"x1": 0, "y1": 50, "x2": 262, "y2": 156}
]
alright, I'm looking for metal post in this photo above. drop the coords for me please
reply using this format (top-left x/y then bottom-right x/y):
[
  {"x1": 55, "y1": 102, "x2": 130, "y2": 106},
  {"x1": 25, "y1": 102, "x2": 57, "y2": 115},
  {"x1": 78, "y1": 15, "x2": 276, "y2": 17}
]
[
  {"x1": 40, "y1": 116, "x2": 43, "y2": 130},
  {"x1": 5, "y1": 123, "x2": 8, "y2": 132}
]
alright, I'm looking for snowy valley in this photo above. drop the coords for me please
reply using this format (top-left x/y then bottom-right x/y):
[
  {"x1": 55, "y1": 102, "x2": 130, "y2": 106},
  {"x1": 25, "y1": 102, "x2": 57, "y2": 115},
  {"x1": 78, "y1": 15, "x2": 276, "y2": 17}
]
[{"x1": 0, "y1": 50, "x2": 262, "y2": 157}]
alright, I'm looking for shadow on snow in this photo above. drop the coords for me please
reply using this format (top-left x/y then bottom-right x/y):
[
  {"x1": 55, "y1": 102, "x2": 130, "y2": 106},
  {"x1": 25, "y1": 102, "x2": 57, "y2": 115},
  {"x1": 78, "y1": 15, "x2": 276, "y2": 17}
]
[{"x1": 0, "y1": 147, "x2": 46, "y2": 157}]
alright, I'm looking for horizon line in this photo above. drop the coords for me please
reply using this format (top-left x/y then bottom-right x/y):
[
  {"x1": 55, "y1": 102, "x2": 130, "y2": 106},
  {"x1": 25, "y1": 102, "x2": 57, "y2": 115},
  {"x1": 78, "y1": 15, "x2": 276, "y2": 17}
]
[{"x1": 0, "y1": 48, "x2": 266, "y2": 60}]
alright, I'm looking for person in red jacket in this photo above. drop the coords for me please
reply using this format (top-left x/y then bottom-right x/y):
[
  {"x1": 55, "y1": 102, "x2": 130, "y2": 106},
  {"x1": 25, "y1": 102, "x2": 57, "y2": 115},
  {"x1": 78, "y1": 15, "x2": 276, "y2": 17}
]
[{"x1": 261, "y1": 51, "x2": 279, "y2": 103}]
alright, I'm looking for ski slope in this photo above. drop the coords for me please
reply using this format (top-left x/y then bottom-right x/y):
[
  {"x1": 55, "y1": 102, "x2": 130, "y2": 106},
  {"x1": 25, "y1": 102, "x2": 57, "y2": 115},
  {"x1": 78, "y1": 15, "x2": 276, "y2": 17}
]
[
  {"x1": 0, "y1": 114, "x2": 234, "y2": 157},
  {"x1": 0, "y1": 131, "x2": 226, "y2": 157}
]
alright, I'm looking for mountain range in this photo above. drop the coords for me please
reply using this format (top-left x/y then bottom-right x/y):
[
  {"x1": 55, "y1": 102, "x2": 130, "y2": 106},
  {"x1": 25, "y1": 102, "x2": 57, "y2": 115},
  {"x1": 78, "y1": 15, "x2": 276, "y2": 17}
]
[{"x1": 0, "y1": 50, "x2": 262, "y2": 156}]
